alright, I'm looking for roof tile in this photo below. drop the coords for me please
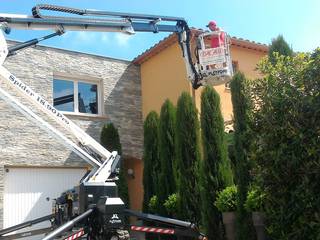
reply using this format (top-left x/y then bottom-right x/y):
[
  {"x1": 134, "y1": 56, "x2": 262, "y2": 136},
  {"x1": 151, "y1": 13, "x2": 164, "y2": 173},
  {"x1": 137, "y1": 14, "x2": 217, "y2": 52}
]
[{"x1": 133, "y1": 28, "x2": 268, "y2": 64}]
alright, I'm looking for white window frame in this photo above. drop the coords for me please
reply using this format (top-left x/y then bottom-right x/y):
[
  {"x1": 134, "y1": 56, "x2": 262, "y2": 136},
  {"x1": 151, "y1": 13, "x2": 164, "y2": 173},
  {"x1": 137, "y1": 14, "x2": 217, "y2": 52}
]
[{"x1": 52, "y1": 75, "x2": 104, "y2": 117}]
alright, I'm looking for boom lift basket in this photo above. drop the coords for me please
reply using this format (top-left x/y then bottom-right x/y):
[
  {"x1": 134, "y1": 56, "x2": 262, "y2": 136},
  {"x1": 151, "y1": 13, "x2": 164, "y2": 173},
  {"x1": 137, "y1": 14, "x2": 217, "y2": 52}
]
[{"x1": 195, "y1": 30, "x2": 233, "y2": 86}]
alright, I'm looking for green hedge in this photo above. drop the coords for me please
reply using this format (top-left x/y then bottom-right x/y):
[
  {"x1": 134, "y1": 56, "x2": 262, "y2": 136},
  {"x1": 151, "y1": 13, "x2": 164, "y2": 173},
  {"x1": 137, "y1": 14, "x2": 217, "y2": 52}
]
[
  {"x1": 100, "y1": 123, "x2": 129, "y2": 208},
  {"x1": 158, "y1": 99, "x2": 177, "y2": 216},
  {"x1": 200, "y1": 86, "x2": 233, "y2": 240},
  {"x1": 230, "y1": 72, "x2": 253, "y2": 240},
  {"x1": 142, "y1": 111, "x2": 160, "y2": 212},
  {"x1": 175, "y1": 92, "x2": 201, "y2": 224},
  {"x1": 251, "y1": 49, "x2": 320, "y2": 239}
]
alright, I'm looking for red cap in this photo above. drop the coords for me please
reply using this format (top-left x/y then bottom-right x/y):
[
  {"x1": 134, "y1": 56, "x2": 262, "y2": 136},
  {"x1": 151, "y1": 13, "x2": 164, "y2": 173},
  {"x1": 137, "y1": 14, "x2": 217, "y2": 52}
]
[{"x1": 206, "y1": 20, "x2": 217, "y2": 27}]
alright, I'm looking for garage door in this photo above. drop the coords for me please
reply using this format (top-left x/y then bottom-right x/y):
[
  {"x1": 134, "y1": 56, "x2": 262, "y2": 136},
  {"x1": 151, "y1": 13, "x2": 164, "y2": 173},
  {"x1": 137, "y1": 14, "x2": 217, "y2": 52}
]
[{"x1": 3, "y1": 167, "x2": 86, "y2": 238}]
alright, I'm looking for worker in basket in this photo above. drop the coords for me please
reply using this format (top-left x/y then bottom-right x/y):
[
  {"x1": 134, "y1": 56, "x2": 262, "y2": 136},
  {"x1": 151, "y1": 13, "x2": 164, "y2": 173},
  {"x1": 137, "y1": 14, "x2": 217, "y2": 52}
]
[
  {"x1": 207, "y1": 20, "x2": 225, "y2": 48},
  {"x1": 206, "y1": 20, "x2": 226, "y2": 70}
]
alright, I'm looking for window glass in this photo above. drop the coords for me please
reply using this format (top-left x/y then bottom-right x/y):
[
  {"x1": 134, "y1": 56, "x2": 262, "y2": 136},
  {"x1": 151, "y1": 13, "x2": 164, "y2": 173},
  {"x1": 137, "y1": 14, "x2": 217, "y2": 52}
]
[
  {"x1": 78, "y1": 82, "x2": 98, "y2": 114},
  {"x1": 53, "y1": 79, "x2": 74, "y2": 112}
]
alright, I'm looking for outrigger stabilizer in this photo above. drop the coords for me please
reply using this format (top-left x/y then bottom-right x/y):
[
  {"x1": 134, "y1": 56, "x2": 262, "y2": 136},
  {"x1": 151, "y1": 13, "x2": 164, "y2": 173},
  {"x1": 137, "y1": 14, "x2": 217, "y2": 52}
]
[
  {"x1": 0, "y1": 208, "x2": 205, "y2": 240},
  {"x1": 0, "y1": 4, "x2": 206, "y2": 240}
]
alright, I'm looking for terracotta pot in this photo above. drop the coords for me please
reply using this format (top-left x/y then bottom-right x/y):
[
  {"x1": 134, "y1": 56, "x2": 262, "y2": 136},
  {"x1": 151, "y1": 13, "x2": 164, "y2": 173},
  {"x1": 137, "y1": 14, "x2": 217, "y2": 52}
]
[
  {"x1": 252, "y1": 212, "x2": 266, "y2": 240},
  {"x1": 222, "y1": 212, "x2": 236, "y2": 240}
]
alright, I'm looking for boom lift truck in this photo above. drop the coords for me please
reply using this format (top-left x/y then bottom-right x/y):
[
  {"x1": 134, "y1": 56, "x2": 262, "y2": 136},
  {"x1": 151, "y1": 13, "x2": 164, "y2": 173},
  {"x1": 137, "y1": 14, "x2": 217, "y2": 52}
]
[{"x1": 0, "y1": 4, "x2": 233, "y2": 240}]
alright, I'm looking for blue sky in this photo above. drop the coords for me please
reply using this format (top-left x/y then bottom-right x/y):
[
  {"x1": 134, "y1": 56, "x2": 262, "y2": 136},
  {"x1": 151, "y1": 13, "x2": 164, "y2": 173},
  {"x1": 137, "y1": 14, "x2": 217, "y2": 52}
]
[{"x1": 1, "y1": 0, "x2": 320, "y2": 60}]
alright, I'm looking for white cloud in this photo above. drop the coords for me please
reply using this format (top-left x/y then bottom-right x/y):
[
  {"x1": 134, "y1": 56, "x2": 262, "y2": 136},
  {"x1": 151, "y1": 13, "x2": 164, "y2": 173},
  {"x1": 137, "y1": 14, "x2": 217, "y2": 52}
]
[
  {"x1": 59, "y1": 31, "x2": 133, "y2": 52},
  {"x1": 114, "y1": 33, "x2": 131, "y2": 47}
]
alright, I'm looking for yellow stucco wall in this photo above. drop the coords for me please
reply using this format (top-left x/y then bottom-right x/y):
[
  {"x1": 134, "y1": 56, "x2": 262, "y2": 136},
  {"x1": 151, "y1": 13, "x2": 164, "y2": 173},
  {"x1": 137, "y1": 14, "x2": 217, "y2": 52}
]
[
  {"x1": 124, "y1": 157, "x2": 143, "y2": 211},
  {"x1": 140, "y1": 43, "x2": 191, "y2": 119},
  {"x1": 230, "y1": 45, "x2": 266, "y2": 79},
  {"x1": 140, "y1": 42, "x2": 266, "y2": 121}
]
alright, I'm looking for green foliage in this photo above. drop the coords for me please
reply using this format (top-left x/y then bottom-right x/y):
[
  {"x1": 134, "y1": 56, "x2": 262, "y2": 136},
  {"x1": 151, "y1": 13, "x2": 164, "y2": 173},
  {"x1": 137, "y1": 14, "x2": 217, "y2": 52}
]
[
  {"x1": 163, "y1": 193, "x2": 178, "y2": 216},
  {"x1": 214, "y1": 185, "x2": 238, "y2": 212},
  {"x1": 230, "y1": 72, "x2": 254, "y2": 240},
  {"x1": 158, "y1": 99, "x2": 177, "y2": 215},
  {"x1": 148, "y1": 195, "x2": 159, "y2": 214},
  {"x1": 100, "y1": 123, "x2": 129, "y2": 208},
  {"x1": 225, "y1": 132, "x2": 238, "y2": 185},
  {"x1": 268, "y1": 35, "x2": 293, "y2": 65},
  {"x1": 250, "y1": 49, "x2": 320, "y2": 239},
  {"x1": 244, "y1": 187, "x2": 266, "y2": 212},
  {"x1": 201, "y1": 86, "x2": 233, "y2": 186},
  {"x1": 175, "y1": 92, "x2": 201, "y2": 224},
  {"x1": 225, "y1": 132, "x2": 234, "y2": 146},
  {"x1": 227, "y1": 144, "x2": 237, "y2": 185},
  {"x1": 100, "y1": 122, "x2": 122, "y2": 155},
  {"x1": 200, "y1": 86, "x2": 233, "y2": 240},
  {"x1": 143, "y1": 111, "x2": 160, "y2": 212}
]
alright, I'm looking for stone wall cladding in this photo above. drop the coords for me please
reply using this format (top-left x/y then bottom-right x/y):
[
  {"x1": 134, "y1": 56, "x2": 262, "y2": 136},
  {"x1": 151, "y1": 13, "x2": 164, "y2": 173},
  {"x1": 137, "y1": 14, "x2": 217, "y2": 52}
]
[{"x1": 0, "y1": 42, "x2": 143, "y2": 228}]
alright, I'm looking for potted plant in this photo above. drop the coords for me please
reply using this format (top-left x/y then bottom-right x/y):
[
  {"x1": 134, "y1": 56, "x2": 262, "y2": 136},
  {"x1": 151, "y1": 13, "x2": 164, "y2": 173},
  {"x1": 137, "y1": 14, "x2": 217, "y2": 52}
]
[
  {"x1": 244, "y1": 187, "x2": 266, "y2": 240},
  {"x1": 163, "y1": 193, "x2": 178, "y2": 218},
  {"x1": 214, "y1": 185, "x2": 237, "y2": 240},
  {"x1": 148, "y1": 195, "x2": 158, "y2": 214}
]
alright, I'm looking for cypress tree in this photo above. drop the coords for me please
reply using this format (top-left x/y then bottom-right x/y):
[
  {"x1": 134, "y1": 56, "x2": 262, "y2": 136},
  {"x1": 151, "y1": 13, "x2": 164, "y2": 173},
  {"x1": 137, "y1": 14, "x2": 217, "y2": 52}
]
[
  {"x1": 100, "y1": 123, "x2": 129, "y2": 207},
  {"x1": 230, "y1": 72, "x2": 253, "y2": 240},
  {"x1": 175, "y1": 92, "x2": 201, "y2": 224},
  {"x1": 200, "y1": 86, "x2": 233, "y2": 240},
  {"x1": 158, "y1": 99, "x2": 177, "y2": 216},
  {"x1": 268, "y1": 35, "x2": 293, "y2": 65},
  {"x1": 142, "y1": 111, "x2": 160, "y2": 212}
]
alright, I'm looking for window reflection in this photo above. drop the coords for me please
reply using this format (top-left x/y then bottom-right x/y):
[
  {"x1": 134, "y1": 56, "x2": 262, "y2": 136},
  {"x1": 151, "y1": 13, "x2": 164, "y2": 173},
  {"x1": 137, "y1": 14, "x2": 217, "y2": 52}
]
[
  {"x1": 53, "y1": 79, "x2": 74, "y2": 112},
  {"x1": 78, "y1": 82, "x2": 98, "y2": 114}
]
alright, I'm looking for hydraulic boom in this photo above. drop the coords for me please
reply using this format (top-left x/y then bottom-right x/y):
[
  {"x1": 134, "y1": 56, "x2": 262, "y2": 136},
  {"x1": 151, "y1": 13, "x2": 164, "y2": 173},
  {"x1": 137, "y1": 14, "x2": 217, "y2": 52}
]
[{"x1": 0, "y1": 4, "x2": 206, "y2": 240}]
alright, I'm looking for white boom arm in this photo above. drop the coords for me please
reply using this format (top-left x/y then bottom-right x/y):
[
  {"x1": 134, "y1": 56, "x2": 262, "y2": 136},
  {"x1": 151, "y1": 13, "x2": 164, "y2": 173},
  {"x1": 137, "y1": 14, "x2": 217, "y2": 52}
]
[{"x1": 0, "y1": 13, "x2": 135, "y2": 34}]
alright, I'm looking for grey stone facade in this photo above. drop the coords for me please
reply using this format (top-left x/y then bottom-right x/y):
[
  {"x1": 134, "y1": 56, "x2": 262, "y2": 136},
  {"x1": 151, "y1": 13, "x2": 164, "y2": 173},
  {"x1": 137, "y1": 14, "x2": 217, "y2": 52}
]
[{"x1": 0, "y1": 41, "x2": 143, "y2": 228}]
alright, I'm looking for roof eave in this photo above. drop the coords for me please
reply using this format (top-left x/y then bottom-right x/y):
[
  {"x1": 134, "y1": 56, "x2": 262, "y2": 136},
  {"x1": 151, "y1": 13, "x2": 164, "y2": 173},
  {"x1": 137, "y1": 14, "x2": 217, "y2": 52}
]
[{"x1": 132, "y1": 29, "x2": 269, "y2": 65}]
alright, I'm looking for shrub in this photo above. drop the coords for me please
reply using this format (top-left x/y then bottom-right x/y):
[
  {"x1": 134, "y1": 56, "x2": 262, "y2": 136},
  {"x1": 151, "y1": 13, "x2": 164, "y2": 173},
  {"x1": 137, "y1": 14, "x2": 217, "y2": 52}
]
[
  {"x1": 163, "y1": 193, "x2": 178, "y2": 215},
  {"x1": 200, "y1": 86, "x2": 233, "y2": 240},
  {"x1": 175, "y1": 92, "x2": 201, "y2": 224},
  {"x1": 143, "y1": 111, "x2": 160, "y2": 212},
  {"x1": 100, "y1": 123, "x2": 129, "y2": 208},
  {"x1": 215, "y1": 185, "x2": 238, "y2": 212},
  {"x1": 251, "y1": 49, "x2": 320, "y2": 239},
  {"x1": 158, "y1": 99, "x2": 177, "y2": 215},
  {"x1": 148, "y1": 195, "x2": 159, "y2": 214},
  {"x1": 230, "y1": 72, "x2": 253, "y2": 239},
  {"x1": 244, "y1": 188, "x2": 265, "y2": 212}
]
